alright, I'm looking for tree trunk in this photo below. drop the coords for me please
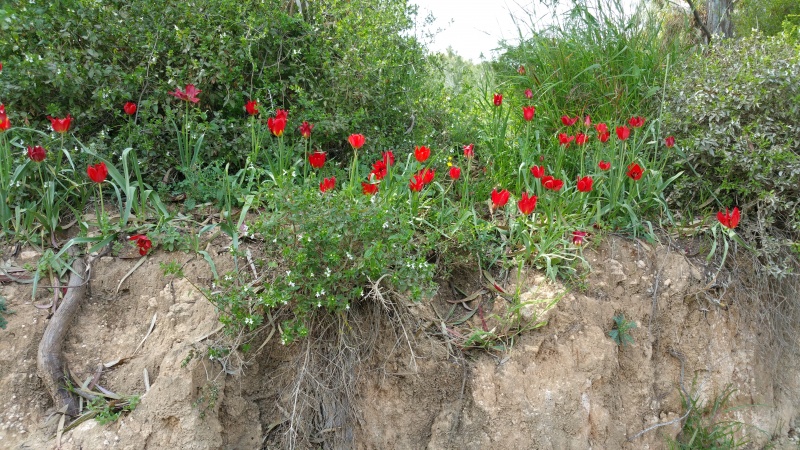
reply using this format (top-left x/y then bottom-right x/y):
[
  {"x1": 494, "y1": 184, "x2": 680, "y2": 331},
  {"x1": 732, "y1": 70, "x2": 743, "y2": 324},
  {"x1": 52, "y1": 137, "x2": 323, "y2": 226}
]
[{"x1": 707, "y1": 0, "x2": 734, "y2": 38}]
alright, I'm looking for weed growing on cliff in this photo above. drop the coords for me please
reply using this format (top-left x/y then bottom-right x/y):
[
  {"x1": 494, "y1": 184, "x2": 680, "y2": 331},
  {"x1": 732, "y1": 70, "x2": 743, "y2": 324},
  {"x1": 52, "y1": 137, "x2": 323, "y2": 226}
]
[
  {"x1": 0, "y1": 296, "x2": 10, "y2": 330},
  {"x1": 609, "y1": 313, "x2": 637, "y2": 346},
  {"x1": 87, "y1": 395, "x2": 140, "y2": 425},
  {"x1": 670, "y1": 384, "x2": 749, "y2": 449}
]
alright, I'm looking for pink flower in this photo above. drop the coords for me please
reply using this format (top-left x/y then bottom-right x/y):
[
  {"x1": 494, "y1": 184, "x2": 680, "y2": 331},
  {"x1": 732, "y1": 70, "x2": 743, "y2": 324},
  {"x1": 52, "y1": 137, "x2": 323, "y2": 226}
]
[
  {"x1": 572, "y1": 231, "x2": 587, "y2": 246},
  {"x1": 168, "y1": 84, "x2": 201, "y2": 103},
  {"x1": 584, "y1": 115, "x2": 591, "y2": 127},
  {"x1": 524, "y1": 88, "x2": 533, "y2": 99}
]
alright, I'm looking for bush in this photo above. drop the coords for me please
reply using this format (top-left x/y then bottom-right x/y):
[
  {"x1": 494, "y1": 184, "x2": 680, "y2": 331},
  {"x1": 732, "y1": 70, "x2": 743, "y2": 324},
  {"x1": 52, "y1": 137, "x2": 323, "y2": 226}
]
[{"x1": 664, "y1": 32, "x2": 800, "y2": 243}]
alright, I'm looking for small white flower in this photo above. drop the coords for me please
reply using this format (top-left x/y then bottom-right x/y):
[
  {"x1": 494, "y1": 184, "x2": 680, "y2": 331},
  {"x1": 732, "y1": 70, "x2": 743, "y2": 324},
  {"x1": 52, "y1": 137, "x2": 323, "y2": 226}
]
[
  {"x1": 317, "y1": 302, "x2": 322, "y2": 308},
  {"x1": 244, "y1": 317, "x2": 254, "y2": 325},
  {"x1": 325, "y1": 267, "x2": 331, "y2": 278},
  {"x1": 286, "y1": 270, "x2": 291, "y2": 276},
  {"x1": 310, "y1": 272, "x2": 314, "y2": 278},
  {"x1": 346, "y1": 252, "x2": 354, "y2": 260},
  {"x1": 291, "y1": 171, "x2": 297, "y2": 178},
  {"x1": 288, "y1": 281, "x2": 295, "y2": 287},
  {"x1": 345, "y1": 304, "x2": 350, "y2": 310},
  {"x1": 382, "y1": 222, "x2": 389, "y2": 229},
  {"x1": 224, "y1": 275, "x2": 232, "y2": 281}
]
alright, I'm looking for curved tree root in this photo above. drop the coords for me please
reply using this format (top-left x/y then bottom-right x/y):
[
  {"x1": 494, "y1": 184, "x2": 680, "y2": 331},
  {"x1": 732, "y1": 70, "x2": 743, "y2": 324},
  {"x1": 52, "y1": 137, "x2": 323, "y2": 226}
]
[{"x1": 37, "y1": 256, "x2": 87, "y2": 418}]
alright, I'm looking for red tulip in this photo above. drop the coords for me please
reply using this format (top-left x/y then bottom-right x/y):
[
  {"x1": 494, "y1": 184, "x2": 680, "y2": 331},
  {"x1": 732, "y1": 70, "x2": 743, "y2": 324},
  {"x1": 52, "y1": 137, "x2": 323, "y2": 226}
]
[
  {"x1": 418, "y1": 168, "x2": 434, "y2": 184},
  {"x1": 717, "y1": 207, "x2": 740, "y2": 229},
  {"x1": 267, "y1": 116, "x2": 287, "y2": 137},
  {"x1": 558, "y1": 133, "x2": 575, "y2": 147},
  {"x1": 665, "y1": 136, "x2": 675, "y2": 148},
  {"x1": 275, "y1": 109, "x2": 288, "y2": 121},
  {"x1": 123, "y1": 102, "x2": 137, "y2": 115},
  {"x1": 493, "y1": 93, "x2": 503, "y2": 106},
  {"x1": 129, "y1": 234, "x2": 153, "y2": 256},
  {"x1": 595, "y1": 123, "x2": 608, "y2": 134},
  {"x1": 576, "y1": 176, "x2": 593, "y2": 192},
  {"x1": 414, "y1": 145, "x2": 431, "y2": 163},
  {"x1": 382, "y1": 150, "x2": 395, "y2": 166},
  {"x1": 524, "y1": 88, "x2": 533, "y2": 99},
  {"x1": 463, "y1": 143, "x2": 475, "y2": 159},
  {"x1": 245, "y1": 100, "x2": 259, "y2": 116},
  {"x1": 320, "y1": 177, "x2": 336, "y2": 193},
  {"x1": 522, "y1": 106, "x2": 536, "y2": 121},
  {"x1": 348, "y1": 133, "x2": 366, "y2": 150},
  {"x1": 598, "y1": 131, "x2": 610, "y2": 143},
  {"x1": 308, "y1": 150, "x2": 326, "y2": 169},
  {"x1": 598, "y1": 161, "x2": 611, "y2": 171},
  {"x1": 27, "y1": 145, "x2": 46, "y2": 162},
  {"x1": 576, "y1": 133, "x2": 589, "y2": 146},
  {"x1": 616, "y1": 126, "x2": 630, "y2": 141},
  {"x1": 561, "y1": 115, "x2": 578, "y2": 126},
  {"x1": 168, "y1": 84, "x2": 201, "y2": 103},
  {"x1": 370, "y1": 160, "x2": 387, "y2": 180},
  {"x1": 299, "y1": 121, "x2": 313, "y2": 138},
  {"x1": 572, "y1": 231, "x2": 587, "y2": 246},
  {"x1": 584, "y1": 115, "x2": 591, "y2": 127},
  {"x1": 409, "y1": 174, "x2": 425, "y2": 192},
  {"x1": 628, "y1": 116, "x2": 645, "y2": 128},
  {"x1": 518, "y1": 65, "x2": 526, "y2": 75},
  {"x1": 362, "y1": 182, "x2": 378, "y2": 195},
  {"x1": 490, "y1": 188, "x2": 510, "y2": 209},
  {"x1": 530, "y1": 165, "x2": 545, "y2": 178},
  {"x1": 517, "y1": 192, "x2": 537, "y2": 215},
  {"x1": 0, "y1": 113, "x2": 9, "y2": 132},
  {"x1": 542, "y1": 175, "x2": 564, "y2": 191},
  {"x1": 626, "y1": 163, "x2": 643, "y2": 180},
  {"x1": 87, "y1": 162, "x2": 108, "y2": 183},
  {"x1": 48, "y1": 114, "x2": 72, "y2": 133},
  {"x1": 449, "y1": 166, "x2": 461, "y2": 180}
]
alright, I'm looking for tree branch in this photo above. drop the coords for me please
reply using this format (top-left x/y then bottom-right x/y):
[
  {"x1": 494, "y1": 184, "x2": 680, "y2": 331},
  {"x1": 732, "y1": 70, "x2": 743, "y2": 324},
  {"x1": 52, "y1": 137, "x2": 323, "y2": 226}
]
[{"x1": 685, "y1": 0, "x2": 713, "y2": 43}]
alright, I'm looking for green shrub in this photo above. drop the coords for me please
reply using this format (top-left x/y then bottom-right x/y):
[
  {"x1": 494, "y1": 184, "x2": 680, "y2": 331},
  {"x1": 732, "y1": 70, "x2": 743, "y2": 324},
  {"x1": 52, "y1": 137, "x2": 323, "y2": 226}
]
[{"x1": 664, "y1": 32, "x2": 800, "y2": 243}]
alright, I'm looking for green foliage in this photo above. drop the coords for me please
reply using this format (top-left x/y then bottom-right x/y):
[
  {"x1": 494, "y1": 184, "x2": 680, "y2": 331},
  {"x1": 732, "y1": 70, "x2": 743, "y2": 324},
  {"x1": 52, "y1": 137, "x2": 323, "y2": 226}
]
[
  {"x1": 669, "y1": 384, "x2": 748, "y2": 449},
  {"x1": 87, "y1": 395, "x2": 140, "y2": 425},
  {"x1": 608, "y1": 313, "x2": 636, "y2": 346},
  {"x1": 734, "y1": 0, "x2": 800, "y2": 37},
  {"x1": 664, "y1": 32, "x2": 800, "y2": 243},
  {"x1": 0, "y1": 296, "x2": 10, "y2": 330}
]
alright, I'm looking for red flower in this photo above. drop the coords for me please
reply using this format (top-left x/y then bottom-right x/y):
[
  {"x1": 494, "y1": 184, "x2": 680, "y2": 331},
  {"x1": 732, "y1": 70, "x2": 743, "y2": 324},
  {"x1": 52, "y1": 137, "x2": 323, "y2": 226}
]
[
  {"x1": 628, "y1": 116, "x2": 645, "y2": 128},
  {"x1": 168, "y1": 84, "x2": 201, "y2": 103},
  {"x1": 598, "y1": 161, "x2": 611, "y2": 171},
  {"x1": 419, "y1": 168, "x2": 435, "y2": 184},
  {"x1": 584, "y1": 115, "x2": 592, "y2": 127},
  {"x1": 518, "y1": 65, "x2": 526, "y2": 75},
  {"x1": 299, "y1": 121, "x2": 313, "y2": 138},
  {"x1": 370, "y1": 160, "x2": 387, "y2": 180},
  {"x1": 616, "y1": 126, "x2": 630, "y2": 141},
  {"x1": 576, "y1": 133, "x2": 589, "y2": 146},
  {"x1": 87, "y1": 162, "x2": 108, "y2": 183},
  {"x1": 245, "y1": 100, "x2": 259, "y2": 116},
  {"x1": 123, "y1": 102, "x2": 137, "y2": 115},
  {"x1": 524, "y1": 88, "x2": 533, "y2": 99},
  {"x1": 522, "y1": 106, "x2": 536, "y2": 121},
  {"x1": 0, "y1": 113, "x2": 9, "y2": 132},
  {"x1": 414, "y1": 145, "x2": 431, "y2": 163},
  {"x1": 129, "y1": 234, "x2": 153, "y2": 256},
  {"x1": 275, "y1": 109, "x2": 288, "y2": 121},
  {"x1": 409, "y1": 174, "x2": 425, "y2": 192},
  {"x1": 542, "y1": 175, "x2": 564, "y2": 191},
  {"x1": 491, "y1": 188, "x2": 510, "y2": 209},
  {"x1": 518, "y1": 192, "x2": 537, "y2": 215},
  {"x1": 626, "y1": 163, "x2": 643, "y2": 180},
  {"x1": 348, "y1": 133, "x2": 366, "y2": 150},
  {"x1": 493, "y1": 93, "x2": 503, "y2": 106},
  {"x1": 308, "y1": 150, "x2": 326, "y2": 169},
  {"x1": 362, "y1": 182, "x2": 378, "y2": 195},
  {"x1": 530, "y1": 165, "x2": 545, "y2": 178},
  {"x1": 382, "y1": 150, "x2": 395, "y2": 166},
  {"x1": 449, "y1": 166, "x2": 461, "y2": 180},
  {"x1": 48, "y1": 114, "x2": 72, "y2": 133},
  {"x1": 267, "y1": 116, "x2": 287, "y2": 137},
  {"x1": 463, "y1": 143, "x2": 475, "y2": 159},
  {"x1": 717, "y1": 207, "x2": 740, "y2": 229},
  {"x1": 598, "y1": 131, "x2": 610, "y2": 143},
  {"x1": 595, "y1": 123, "x2": 608, "y2": 134},
  {"x1": 320, "y1": 176, "x2": 336, "y2": 193},
  {"x1": 558, "y1": 133, "x2": 575, "y2": 147},
  {"x1": 572, "y1": 231, "x2": 587, "y2": 246},
  {"x1": 665, "y1": 136, "x2": 675, "y2": 148},
  {"x1": 561, "y1": 115, "x2": 578, "y2": 126},
  {"x1": 576, "y1": 176, "x2": 593, "y2": 192},
  {"x1": 27, "y1": 145, "x2": 46, "y2": 162}
]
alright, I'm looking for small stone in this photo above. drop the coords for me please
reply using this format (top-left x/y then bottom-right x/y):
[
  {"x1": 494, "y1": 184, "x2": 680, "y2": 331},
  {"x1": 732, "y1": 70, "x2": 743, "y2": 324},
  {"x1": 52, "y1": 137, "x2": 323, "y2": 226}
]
[{"x1": 637, "y1": 260, "x2": 646, "y2": 269}]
